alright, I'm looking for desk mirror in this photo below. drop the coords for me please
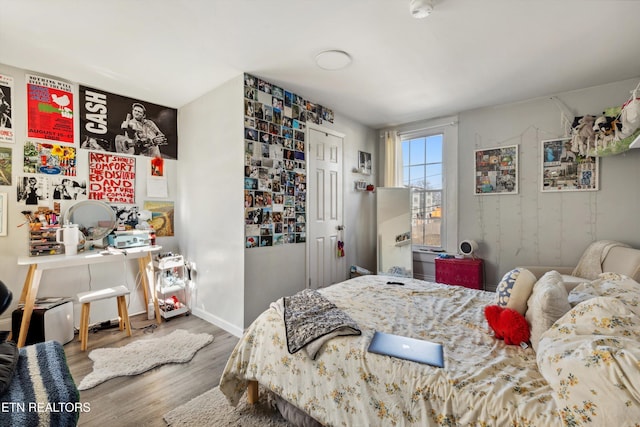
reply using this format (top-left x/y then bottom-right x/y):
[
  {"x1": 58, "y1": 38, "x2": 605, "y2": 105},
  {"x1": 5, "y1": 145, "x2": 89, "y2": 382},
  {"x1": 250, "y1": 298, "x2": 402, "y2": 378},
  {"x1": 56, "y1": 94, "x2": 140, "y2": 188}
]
[{"x1": 62, "y1": 200, "x2": 116, "y2": 248}]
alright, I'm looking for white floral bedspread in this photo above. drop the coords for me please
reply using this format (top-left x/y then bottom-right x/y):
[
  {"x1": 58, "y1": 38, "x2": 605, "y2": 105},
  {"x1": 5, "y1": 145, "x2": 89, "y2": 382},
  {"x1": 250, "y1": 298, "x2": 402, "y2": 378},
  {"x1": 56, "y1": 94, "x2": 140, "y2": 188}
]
[{"x1": 220, "y1": 275, "x2": 563, "y2": 426}]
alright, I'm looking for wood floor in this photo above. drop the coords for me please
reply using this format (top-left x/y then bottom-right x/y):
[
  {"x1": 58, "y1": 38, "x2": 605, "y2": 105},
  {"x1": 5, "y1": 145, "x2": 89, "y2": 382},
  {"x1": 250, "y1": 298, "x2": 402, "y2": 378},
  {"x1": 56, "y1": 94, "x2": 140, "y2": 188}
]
[{"x1": 64, "y1": 313, "x2": 239, "y2": 426}]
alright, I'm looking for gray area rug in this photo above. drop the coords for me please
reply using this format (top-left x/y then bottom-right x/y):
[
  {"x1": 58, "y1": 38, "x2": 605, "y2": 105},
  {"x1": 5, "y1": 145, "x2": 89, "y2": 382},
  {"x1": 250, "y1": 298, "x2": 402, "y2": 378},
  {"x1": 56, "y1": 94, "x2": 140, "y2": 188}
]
[
  {"x1": 78, "y1": 329, "x2": 214, "y2": 390},
  {"x1": 163, "y1": 386, "x2": 293, "y2": 426}
]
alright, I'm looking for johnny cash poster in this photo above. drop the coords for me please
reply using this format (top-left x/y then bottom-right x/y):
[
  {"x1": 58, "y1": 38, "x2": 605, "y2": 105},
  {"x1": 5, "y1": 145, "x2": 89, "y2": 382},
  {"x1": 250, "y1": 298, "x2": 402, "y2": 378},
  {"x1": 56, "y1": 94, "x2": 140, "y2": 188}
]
[
  {"x1": 79, "y1": 85, "x2": 178, "y2": 159},
  {"x1": 26, "y1": 74, "x2": 74, "y2": 143}
]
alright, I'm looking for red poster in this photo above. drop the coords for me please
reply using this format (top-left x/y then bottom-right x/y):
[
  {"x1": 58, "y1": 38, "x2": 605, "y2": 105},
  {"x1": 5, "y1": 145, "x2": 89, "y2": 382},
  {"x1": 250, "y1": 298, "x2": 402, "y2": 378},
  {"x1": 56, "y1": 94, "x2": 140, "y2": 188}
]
[
  {"x1": 88, "y1": 152, "x2": 136, "y2": 203},
  {"x1": 26, "y1": 74, "x2": 74, "y2": 143}
]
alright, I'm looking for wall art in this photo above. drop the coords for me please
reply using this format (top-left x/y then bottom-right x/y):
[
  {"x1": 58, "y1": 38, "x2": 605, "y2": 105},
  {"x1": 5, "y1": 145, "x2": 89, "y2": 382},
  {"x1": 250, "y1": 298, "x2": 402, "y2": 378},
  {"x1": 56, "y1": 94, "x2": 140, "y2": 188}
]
[
  {"x1": 541, "y1": 137, "x2": 598, "y2": 192},
  {"x1": 144, "y1": 200, "x2": 175, "y2": 237},
  {"x1": 0, "y1": 146, "x2": 11, "y2": 185},
  {"x1": 79, "y1": 85, "x2": 178, "y2": 159},
  {"x1": 26, "y1": 74, "x2": 74, "y2": 143},
  {"x1": 244, "y1": 73, "x2": 334, "y2": 248},
  {"x1": 358, "y1": 150, "x2": 372, "y2": 175},
  {"x1": 474, "y1": 145, "x2": 518, "y2": 195},
  {"x1": 88, "y1": 152, "x2": 136, "y2": 203},
  {"x1": 0, "y1": 73, "x2": 14, "y2": 143}
]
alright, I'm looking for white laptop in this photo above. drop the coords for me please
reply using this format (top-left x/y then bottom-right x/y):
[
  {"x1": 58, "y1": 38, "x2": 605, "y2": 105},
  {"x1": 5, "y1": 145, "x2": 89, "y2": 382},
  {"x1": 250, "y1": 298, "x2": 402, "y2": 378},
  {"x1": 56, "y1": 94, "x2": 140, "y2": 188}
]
[{"x1": 367, "y1": 331, "x2": 444, "y2": 367}]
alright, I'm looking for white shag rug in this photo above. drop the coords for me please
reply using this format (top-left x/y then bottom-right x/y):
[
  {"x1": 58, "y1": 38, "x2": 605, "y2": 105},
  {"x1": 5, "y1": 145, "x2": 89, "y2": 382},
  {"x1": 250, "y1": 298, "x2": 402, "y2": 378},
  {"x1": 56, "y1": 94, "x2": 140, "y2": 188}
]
[
  {"x1": 163, "y1": 386, "x2": 293, "y2": 427},
  {"x1": 78, "y1": 329, "x2": 214, "y2": 390}
]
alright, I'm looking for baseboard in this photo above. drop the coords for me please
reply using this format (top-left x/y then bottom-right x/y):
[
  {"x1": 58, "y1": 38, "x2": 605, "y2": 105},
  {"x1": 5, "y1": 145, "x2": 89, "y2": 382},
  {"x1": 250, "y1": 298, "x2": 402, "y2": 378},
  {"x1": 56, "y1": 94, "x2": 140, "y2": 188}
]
[
  {"x1": 192, "y1": 308, "x2": 243, "y2": 338},
  {"x1": 414, "y1": 273, "x2": 435, "y2": 282}
]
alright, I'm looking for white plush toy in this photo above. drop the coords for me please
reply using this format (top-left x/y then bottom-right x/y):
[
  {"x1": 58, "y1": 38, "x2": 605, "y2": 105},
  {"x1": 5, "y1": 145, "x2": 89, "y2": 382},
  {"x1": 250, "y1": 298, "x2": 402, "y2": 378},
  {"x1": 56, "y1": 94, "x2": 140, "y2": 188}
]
[
  {"x1": 570, "y1": 115, "x2": 595, "y2": 156},
  {"x1": 619, "y1": 90, "x2": 640, "y2": 139},
  {"x1": 136, "y1": 210, "x2": 153, "y2": 230}
]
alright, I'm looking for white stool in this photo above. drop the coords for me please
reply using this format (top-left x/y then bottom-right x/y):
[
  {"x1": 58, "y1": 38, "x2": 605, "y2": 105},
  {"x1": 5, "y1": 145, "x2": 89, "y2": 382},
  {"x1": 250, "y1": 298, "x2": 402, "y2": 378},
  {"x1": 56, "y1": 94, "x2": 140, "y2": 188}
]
[{"x1": 77, "y1": 285, "x2": 132, "y2": 351}]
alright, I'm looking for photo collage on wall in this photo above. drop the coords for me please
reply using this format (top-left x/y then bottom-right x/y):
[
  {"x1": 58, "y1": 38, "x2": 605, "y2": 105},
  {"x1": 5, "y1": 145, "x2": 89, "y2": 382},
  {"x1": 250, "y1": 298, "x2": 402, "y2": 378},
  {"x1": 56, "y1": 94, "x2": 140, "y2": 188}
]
[{"x1": 243, "y1": 73, "x2": 334, "y2": 248}]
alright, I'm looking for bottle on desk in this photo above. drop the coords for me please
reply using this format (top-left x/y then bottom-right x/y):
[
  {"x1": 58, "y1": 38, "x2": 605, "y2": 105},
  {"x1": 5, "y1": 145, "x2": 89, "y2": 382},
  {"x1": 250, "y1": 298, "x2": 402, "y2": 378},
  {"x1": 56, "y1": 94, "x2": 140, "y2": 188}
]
[{"x1": 56, "y1": 223, "x2": 81, "y2": 256}]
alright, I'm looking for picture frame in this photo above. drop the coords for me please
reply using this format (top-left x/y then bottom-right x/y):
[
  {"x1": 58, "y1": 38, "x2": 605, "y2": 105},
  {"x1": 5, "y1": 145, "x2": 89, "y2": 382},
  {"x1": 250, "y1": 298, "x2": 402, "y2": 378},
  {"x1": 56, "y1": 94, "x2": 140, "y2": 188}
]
[
  {"x1": 474, "y1": 145, "x2": 518, "y2": 195},
  {"x1": 541, "y1": 137, "x2": 598, "y2": 192},
  {"x1": 358, "y1": 150, "x2": 372, "y2": 175},
  {"x1": 0, "y1": 192, "x2": 7, "y2": 236}
]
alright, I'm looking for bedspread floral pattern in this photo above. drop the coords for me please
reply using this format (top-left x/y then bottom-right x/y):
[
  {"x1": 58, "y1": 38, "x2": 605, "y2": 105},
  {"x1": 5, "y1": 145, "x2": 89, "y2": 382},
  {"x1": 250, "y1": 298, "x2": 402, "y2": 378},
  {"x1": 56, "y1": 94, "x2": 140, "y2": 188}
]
[
  {"x1": 220, "y1": 276, "x2": 567, "y2": 426},
  {"x1": 537, "y1": 274, "x2": 640, "y2": 427}
]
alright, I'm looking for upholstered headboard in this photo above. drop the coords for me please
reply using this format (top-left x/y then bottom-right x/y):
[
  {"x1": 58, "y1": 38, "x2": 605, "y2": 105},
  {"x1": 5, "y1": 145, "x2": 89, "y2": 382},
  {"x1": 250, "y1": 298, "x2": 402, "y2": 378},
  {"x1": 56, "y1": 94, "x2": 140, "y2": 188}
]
[{"x1": 602, "y1": 246, "x2": 640, "y2": 282}]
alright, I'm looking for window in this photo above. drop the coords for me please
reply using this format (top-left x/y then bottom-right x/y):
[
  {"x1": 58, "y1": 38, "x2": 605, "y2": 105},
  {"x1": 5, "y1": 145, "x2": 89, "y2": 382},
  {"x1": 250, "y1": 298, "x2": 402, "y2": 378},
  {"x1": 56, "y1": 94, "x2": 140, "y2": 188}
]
[{"x1": 401, "y1": 133, "x2": 443, "y2": 249}]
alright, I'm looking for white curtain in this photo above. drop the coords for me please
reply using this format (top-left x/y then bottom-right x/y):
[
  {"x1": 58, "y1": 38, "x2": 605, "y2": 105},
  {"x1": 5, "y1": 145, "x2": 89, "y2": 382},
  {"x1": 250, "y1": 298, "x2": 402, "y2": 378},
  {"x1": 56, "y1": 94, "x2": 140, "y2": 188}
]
[{"x1": 383, "y1": 130, "x2": 401, "y2": 187}]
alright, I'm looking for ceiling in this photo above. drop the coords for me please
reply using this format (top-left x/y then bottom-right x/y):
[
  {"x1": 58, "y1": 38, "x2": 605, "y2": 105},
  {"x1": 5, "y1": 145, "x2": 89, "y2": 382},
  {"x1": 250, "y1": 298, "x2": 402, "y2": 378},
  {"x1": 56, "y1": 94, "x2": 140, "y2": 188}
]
[{"x1": 2, "y1": 0, "x2": 640, "y2": 129}]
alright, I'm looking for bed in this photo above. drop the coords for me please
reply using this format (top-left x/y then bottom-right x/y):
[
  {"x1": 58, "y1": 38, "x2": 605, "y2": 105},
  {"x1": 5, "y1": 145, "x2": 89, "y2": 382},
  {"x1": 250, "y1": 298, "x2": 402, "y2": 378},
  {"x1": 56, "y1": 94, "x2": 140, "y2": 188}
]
[{"x1": 220, "y1": 273, "x2": 640, "y2": 426}]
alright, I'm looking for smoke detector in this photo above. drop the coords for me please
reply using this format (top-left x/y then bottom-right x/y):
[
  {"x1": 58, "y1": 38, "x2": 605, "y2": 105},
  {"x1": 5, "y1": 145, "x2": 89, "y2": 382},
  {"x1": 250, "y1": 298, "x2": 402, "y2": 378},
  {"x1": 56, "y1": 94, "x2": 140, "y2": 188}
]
[{"x1": 410, "y1": 0, "x2": 434, "y2": 18}]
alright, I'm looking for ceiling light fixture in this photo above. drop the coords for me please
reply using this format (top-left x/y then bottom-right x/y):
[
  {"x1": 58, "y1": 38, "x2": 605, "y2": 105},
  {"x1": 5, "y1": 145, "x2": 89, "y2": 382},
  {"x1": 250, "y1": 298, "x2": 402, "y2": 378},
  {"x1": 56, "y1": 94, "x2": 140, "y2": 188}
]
[
  {"x1": 315, "y1": 50, "x2": 352, "y2": 71},
  {"x1": 409, "y1": 0, "x2": 434, "y2": 18}
]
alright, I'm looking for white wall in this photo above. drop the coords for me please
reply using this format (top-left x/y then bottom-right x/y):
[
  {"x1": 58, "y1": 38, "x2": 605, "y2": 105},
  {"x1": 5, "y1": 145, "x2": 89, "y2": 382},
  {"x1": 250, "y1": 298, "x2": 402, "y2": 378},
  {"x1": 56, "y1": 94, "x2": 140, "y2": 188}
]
[
  {"x1": 0, "y1": 63, "x2": 180, "y2": 331},
  {"x1": 1, "y1": 63, "x2": 377, "y2": 337},
  {"x1": 177, "y1": 75, "x2": 246, "y2": 336},
  {"x1": 178, "y1": 74, "x2": 377, "y2": 332},
  {"x1": 243, "y1": 97, "x2": 378, "y2": 327},
  {"x1": 457, "y1": 77, "x2": 640, "y2": 288}
]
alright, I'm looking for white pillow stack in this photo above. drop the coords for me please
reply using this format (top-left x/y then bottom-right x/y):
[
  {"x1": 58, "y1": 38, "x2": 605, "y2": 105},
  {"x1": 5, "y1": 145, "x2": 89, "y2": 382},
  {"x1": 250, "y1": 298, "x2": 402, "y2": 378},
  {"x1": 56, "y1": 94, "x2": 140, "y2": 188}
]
[{"x1": 524, "y1": 271, "x2": 572, "y2": 352}]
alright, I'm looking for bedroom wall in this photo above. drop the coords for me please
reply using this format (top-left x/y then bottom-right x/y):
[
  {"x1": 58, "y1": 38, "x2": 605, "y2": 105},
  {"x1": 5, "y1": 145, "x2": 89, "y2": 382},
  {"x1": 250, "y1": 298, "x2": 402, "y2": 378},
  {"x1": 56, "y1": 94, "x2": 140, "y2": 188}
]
[
  {"x1": 244, "y1": 113, "x2": 378, "y2": 328},
  {"x1": 457, "y1": 77, "x2": 640, "y2": 289},
  {"x1": 177, "y1": 75, "x2": 246, "y2": 336},
  {"x1": 178, "y1": 75, "x2": 378, "y2": 333},
  {"x1": 0, "y1": 62, "x2": 180, "y2": 331}
]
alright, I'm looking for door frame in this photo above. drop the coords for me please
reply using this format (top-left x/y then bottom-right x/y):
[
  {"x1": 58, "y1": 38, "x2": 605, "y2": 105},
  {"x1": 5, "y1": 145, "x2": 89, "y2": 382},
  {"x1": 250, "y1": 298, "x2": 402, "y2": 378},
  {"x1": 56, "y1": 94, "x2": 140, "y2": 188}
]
[{"x1": 305, "y1": 123, "x2": 346, "y2": 289}]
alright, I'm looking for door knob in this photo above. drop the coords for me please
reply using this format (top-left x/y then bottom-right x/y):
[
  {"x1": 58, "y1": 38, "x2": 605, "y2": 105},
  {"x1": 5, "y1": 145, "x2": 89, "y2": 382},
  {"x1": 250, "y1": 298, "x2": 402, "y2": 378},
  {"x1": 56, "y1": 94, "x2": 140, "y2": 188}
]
[{"x1": 336, "y1": 225, "x2": 345, "y2": 231}]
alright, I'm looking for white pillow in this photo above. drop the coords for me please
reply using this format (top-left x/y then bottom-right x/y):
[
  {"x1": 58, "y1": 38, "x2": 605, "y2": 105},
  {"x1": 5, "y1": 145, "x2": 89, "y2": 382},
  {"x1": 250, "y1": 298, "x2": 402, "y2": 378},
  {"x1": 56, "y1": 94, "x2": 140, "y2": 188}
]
[{"x1": 525, "y1": 271, "x2": 571, "y2": 351}]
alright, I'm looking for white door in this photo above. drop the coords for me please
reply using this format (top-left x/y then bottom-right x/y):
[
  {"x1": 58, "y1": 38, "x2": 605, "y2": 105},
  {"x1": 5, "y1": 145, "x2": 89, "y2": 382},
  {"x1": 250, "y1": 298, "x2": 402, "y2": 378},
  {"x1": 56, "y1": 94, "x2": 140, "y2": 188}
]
[{"x1": 307, "y1": 127, "x2": 345, "y2": 288}]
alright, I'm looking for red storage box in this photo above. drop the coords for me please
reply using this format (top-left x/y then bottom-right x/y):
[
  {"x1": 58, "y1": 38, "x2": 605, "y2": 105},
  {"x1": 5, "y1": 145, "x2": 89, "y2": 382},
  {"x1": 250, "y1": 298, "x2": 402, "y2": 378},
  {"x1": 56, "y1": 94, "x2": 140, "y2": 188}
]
[{"x1": 435, "y1": 258, "x2": 484, "y2": 290}]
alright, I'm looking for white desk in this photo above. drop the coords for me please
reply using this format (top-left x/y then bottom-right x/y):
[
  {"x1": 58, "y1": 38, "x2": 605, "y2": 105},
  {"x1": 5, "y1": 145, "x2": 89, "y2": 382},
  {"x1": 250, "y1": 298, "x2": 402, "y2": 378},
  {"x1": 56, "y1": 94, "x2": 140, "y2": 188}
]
[{"x1": 16, "y1": 246, "x2": 162, "y2": 347}]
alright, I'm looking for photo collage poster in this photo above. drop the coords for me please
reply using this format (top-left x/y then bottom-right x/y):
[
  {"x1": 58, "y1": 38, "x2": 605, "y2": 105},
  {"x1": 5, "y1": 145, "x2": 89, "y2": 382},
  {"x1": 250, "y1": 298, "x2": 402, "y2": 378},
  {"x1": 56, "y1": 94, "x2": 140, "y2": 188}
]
[
  {"x1": 541, "y1": 138, "x2": 598, "y2": 192},
  {"x1": 474, "y1": 145, "x2": 518, "y2": 195},
  {"x1": 243, "y1": 73, "x2": 334, "y2": 248}
]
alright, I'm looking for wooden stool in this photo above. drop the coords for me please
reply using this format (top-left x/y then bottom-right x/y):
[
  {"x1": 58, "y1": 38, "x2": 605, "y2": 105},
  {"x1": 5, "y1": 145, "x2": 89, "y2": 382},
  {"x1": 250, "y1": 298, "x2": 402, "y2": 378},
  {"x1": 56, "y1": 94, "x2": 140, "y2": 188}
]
[{"x1": 77, "y1": 285, "x2": 132, "y2": 351}]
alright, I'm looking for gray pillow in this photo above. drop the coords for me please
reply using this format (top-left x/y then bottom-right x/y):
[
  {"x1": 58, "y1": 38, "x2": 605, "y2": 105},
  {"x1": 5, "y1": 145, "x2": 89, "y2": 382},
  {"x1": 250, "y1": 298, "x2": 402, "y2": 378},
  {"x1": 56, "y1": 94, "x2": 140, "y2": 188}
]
[{"x1": 0, "y1": 341, "x2": 18, "y2": 396}]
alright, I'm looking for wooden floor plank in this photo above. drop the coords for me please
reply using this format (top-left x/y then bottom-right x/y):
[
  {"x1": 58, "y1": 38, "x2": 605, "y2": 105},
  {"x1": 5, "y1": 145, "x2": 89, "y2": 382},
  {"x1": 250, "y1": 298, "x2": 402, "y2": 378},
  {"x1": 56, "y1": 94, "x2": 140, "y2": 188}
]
[{"x1": 64, "y1": 313, "x2": 239, "y2": 426}]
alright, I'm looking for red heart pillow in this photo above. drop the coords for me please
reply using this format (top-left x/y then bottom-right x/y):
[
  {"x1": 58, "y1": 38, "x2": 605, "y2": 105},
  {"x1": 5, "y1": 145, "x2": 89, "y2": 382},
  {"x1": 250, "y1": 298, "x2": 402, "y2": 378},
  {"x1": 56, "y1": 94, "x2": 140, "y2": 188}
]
[{"x1": 484, "y1": 305, "x2": 530, "y2": 346}]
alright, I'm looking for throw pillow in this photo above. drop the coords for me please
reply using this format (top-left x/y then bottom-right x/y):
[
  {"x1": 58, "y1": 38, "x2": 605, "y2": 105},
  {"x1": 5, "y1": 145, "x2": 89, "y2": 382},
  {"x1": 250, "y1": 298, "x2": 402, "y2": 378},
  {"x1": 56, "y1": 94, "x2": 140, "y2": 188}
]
[
  {"x1": 495, "y1": 268, "x2": 537, "y2": 314},
  {"x1": 485, "y1": 305, "x2": 530, "y2": 346},
  {"x1": 525, "y1": 271, "x2": 572, "y2": 351},
  {"x1": 0, "y1": 340, "x2": 19, "y2": 396}
]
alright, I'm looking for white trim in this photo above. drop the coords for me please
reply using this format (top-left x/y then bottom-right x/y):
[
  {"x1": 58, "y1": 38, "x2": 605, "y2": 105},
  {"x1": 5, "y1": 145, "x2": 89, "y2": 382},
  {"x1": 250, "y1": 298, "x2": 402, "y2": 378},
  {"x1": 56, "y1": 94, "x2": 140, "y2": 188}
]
[
  {"x1": 380, "y1": 116, "x2": 458, "y2": 253},
  {"x1": 192, "y1": 308, "x2": 244, "y2": 338}
]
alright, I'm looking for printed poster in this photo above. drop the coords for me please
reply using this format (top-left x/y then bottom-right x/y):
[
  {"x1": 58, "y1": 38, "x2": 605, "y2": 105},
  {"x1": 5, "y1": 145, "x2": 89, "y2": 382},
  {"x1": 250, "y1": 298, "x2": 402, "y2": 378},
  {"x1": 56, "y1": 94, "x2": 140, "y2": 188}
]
[
  {"x1": 0, "y1": 147, "x2": 11, "y2": 185},
  {"x1": 89, "y1": 152, "x2": 136, "y2": 203},
  {"x1": 79, "y1": 85, "x2": 178, "y2": 159},
  {"x1": 26, "y1": 74, "x2": 74, "y2": 143},
  {"x1": 143, "y1": 200, "x2": 174, "y2": 237},
  {"x1": 0, "y1": 74, "x2": 14, "y2": 143},
  {"x1": 23, "y1": 141, "x2": 76, "y2": 176}
]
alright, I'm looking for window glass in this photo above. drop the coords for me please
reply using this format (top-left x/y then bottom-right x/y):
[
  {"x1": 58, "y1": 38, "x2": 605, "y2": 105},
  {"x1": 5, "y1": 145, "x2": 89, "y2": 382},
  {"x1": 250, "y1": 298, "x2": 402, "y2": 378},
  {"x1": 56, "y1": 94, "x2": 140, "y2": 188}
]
[{"x1": 402, "y1": 133, "x2": 444, "y2": 249}]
